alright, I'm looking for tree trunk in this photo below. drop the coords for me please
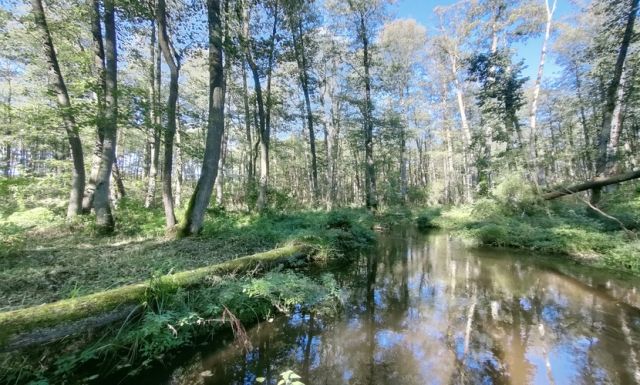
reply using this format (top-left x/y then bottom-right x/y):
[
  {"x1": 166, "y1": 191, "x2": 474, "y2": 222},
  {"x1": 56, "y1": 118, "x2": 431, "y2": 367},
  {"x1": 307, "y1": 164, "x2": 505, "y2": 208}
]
[
  {"x1": 31, "y1": 0, "x2": 86, "y2": 219},
  {"x1": 82, "y1": 0, "x2": 107, "y2": 213},
  {"x1": 241, "y1": 3, "x2": 268, "y2": 211},
  {"x1": 260, "y1": 2, "x2": 279, "y2": 211},
  {"x1": 175, "y1": 107, "x2": 183, "y2": 208},
  {"x1": 321, "y1": 52, "x2": 341, "y2": 210},
  {"x1": 242, "y1": 62, "x2": 253, "y2": 186},
  {"x1": 606, "y1": 66, "x2": 628, "y2": 175},
  {"x1": 573, "y1": 61, "x2": 593, "y2": 178},
  {"x1": 542, "y1": 169, "x2": 640, "y2": 200},
  {"x1": 529, "y1": 0, "x2": 557, "y2": 185},
  {"x1": 290, "y1": 17, "x2": 318, "y2": 204},
  {"x1": 592, "y1": 0, "x2": 638, "y2": 204},
  {"x1": 215, "y1": 129, "x2": 228, "y2": 206},
  {"x1": 179, "y1": 0, "x2": 225, "y2": 236},
  {"x1": 93, "y1": 0, "x2": 118, "y2": 232},
  {"x1": 243, "y1": 1, "x2": 278, "y2": 212},
  {"x1": 3, "y1": 75, "x2": 12, "y2": 177},
  {"x1": 157, "y1": 0, "x2": 178, "y2": 228},
  {"x1": 2, "y1": 144, "x2": 9, "y2": 177},
  {"x1": 441, "y1": 41, "x2": 473, "y2": 202},
  {"x1": 112, "y1": 159, "x2": 125, "y2": 199},
  {"x1": 144, "y1": 21, "x2": 161, "y2": 209},
  {"x1": 359, "y1": 12, "x2": 377, "y2": 210}
]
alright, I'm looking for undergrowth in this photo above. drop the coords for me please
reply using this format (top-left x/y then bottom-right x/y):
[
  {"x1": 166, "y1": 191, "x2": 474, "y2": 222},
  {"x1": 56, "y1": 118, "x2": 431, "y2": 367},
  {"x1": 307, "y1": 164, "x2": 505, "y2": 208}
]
[
  {"x1": 0, "y1": 201, "x2": 374, "y2": 311},
  {"x1": 0, "y1": 190, "x2": 375, "y2": 384},
  {"x1": 0, "y1": 271, "x2": 340, "y2": 384},
  {"x1": 426, "y1": 175, "x2": 640, "y2": 274}
]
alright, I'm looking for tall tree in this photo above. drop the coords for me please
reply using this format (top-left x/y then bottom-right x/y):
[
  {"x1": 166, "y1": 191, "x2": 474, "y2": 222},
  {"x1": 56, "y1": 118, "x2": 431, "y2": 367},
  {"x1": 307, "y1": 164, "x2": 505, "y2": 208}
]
[
  {"x1": 30, "y1": 0, "x2": 86, "y2": 218},
  {"x1": 144, "y1": 18, "x2": 161, "y2": 209},
  {"x1": 156, "y1": 0, "x2": 179, "y2": 227},
  {"x1": 180, "y1": 0, "x2": 225, "y2": 236},
  {"x1": 379, "y1": 18, "x2": 426, "y2": 204},
  {"x1": 592, "y1": 0, "x2": 639, "y2": 204},
  {"x1": 435, "y1": 4, "x2": 474, "y2": 202},
  {"x1": 528, "y1": 0, "x2": 558, "y2": 186},
  {"x1": 283, "y1": 0, "x2": 319, "y2": 203},
  {"x1": 345, "y1": 0, "x2": 383, "y2": 210},
  {"x1": 82, "y1": 0, "x2": 107, "y2": 213},
  {"x1": 241, "y1": 0, "x2": 279, "y2": 211},
  {"x1": 93, "y1": 0, "x2": 118, "y2": 232}
]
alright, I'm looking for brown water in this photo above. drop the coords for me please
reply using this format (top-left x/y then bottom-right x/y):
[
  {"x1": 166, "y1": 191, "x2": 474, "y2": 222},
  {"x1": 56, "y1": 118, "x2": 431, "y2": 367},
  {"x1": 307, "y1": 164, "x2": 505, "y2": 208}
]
[{"x1": 153, "y1": 230, "x2": 640, "y2": 385}]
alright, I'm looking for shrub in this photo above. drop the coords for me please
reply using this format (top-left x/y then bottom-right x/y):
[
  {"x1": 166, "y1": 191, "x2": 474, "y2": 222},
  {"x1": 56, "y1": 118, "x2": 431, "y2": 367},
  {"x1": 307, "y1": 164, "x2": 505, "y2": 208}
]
[
  {"x1": 491, "y1": 173, "x2": 541, "y2": 214},
  {"x1": 474, "y1": 223, "x2": 508, "y2": 246},
  {"x1": 416, "y1": 208, "x2": 441, "y2": 231}
]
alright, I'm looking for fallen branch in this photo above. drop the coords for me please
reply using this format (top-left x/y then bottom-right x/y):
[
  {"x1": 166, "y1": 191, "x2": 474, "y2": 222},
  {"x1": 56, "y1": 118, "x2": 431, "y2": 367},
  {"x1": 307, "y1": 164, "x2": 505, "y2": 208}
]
[
  {"x1": 542, "y1": 169, "x2": 640, "y2": 200},
  {"x1": 570, "y1": 189, "x2": 636, "y2": 238}
]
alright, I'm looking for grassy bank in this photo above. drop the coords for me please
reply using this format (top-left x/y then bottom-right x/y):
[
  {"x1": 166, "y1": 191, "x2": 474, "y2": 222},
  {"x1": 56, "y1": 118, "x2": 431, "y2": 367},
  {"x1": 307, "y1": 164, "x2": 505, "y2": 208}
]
[
  {"x1": 0, "y1": 181, "x2": 376, "y2": 384},
  {"x1": 0, "y1": 198, "x2": 374, "y2": 311},
  {"x1": 417, "y1": 176, "x2": 640, "y2": 274},
  {"x1": 0, "y1": 202, "x2": 375, "y2": 384}
]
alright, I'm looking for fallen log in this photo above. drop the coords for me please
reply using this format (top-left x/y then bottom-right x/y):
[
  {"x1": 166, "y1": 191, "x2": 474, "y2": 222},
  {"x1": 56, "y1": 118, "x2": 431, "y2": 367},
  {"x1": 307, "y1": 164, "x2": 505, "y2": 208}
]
[
  {"x1": 0, "y1": 243, "x2": 310, "y2": 351},
  {"x1": 542, "y1": 169, "x2": 640, "y2": 200}
]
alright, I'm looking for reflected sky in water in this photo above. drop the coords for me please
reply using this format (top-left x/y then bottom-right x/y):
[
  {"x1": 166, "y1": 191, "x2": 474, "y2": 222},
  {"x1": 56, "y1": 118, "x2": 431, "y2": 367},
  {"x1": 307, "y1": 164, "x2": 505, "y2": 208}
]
[{"x1": 158, "y1": 230, "x2": 640, "y2": 385}]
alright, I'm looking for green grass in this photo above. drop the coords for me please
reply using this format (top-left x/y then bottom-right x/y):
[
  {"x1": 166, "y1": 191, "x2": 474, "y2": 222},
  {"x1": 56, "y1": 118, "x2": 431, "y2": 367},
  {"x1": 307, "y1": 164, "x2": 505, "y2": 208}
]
[
  {"x1": 0, "y1": 189, "x2": 375, "y2": 384},
  {"x1": 0, "y1": 270, "x2": 342, "y2": 384},
  {"x1": 0, "y1": 198, "x2": 374, "y2": 311},
  {"x1": 428, "y1": 182, "x2": 640, "y2": 274}
]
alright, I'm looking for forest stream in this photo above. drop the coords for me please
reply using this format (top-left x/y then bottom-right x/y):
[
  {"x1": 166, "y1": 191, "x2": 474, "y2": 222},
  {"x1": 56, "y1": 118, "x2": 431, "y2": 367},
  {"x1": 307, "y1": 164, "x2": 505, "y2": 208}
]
[{"x1": 128, "y1": 229, "x2": 640, "y2": 385}]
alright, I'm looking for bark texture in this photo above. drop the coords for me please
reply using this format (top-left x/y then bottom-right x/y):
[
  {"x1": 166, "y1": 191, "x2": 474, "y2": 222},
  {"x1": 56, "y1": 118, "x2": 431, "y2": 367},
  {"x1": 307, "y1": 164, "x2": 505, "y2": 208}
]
[
  {"x1": 92, "y1": 0, "x2": 118, "y2": 232},
  {"x1": 180, "y1": 0, "x2": 225, "y2": 236}
]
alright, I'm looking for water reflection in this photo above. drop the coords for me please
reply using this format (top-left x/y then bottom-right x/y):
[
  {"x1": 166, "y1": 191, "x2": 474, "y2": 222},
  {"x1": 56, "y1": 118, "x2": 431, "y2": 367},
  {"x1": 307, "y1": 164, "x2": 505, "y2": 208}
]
[{"x1": 161, "y1": 230, "x2": 640, "y2": 385}]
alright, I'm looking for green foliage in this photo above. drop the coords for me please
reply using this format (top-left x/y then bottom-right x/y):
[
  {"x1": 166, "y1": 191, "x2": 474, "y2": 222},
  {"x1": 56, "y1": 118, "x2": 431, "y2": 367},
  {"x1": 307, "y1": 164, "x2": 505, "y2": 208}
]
[
  {"x1": 113, "y1": 198, "x2": 166, "y2": 237},
  {"x1": 6, "y1": 207, "x2": 58, "y2": 229},
  {"x1": 277, "y1": 370, "x2": 305, "y2": 385},
  {"x1": 0, "y1": 206, "x2": 373, "y2": 310},
  {"x1": 415, "y1": 208, "x2": 441, "y2": 231},
  {"x1": 432, "y1": 183, "x2": 640, "y2": 274},
  {"x1": 0, "y1": 271, "x2": 339, "y2": 384},
  {"x1": 490, "y1": 173, "x2": 541, "y2": 215},
  {"x1": 0, "y1": 177, "x2": 68, "y2": 217},
  {"x1": 0, "y1": 222, "x2": 26, "y2": 258}
]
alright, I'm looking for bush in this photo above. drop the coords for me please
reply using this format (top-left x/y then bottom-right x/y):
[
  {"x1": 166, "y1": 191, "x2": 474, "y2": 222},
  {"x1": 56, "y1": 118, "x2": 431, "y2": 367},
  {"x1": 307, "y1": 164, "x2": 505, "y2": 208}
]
[
  {"x1": 491, "y1": 173, "x2": 541, "y2": 215},
  {"x1": 416, "y1": 208, "x2": 441, "y2": 231},
  {"x1": 432, "y1": 188, "x2": 640, "y2": 274}
]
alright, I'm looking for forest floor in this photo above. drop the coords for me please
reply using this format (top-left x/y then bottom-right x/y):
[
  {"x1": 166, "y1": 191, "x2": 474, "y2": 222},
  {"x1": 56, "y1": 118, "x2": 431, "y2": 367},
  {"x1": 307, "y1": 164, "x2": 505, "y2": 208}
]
[
  {"x1": 417, "y1": 185, "x2": 640, "y2": 275},
  {"x1": 0, "y1": 201, "x2": 376, "y2": 312},
  {"x1": 0, "y1": 192, "x2": 379, "y2": 384}
]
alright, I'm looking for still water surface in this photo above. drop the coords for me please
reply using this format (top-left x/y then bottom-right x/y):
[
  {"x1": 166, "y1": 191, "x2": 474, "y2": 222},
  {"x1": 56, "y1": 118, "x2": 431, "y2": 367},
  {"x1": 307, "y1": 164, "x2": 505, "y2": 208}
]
[{"x1": 155, "y1": 230, "x2": 640, "y2": 385}]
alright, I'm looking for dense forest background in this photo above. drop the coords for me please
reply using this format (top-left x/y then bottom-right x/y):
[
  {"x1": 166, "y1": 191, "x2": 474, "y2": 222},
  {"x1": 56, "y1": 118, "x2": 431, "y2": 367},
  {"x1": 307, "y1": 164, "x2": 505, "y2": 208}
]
[{"x1": 0, "y1": 0, "x2": 639, "y2": 233}]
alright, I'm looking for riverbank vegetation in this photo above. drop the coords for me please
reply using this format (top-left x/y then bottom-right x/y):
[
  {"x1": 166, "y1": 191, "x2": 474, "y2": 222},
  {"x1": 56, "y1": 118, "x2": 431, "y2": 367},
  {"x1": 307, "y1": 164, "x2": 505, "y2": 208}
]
[
  {"x1": 419, "y1": 175, "x2": 640, "y2": 273},
  {"x1": 0, "y1": 200, "x2": 373, "y2": 384},
  {"x1": 0, "y1": 177, "x2": 374, "y2": 311}
]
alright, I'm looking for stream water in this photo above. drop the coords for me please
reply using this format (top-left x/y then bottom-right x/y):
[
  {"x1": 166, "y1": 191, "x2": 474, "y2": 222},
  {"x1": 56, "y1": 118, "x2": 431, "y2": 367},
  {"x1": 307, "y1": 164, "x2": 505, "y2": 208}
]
[{"x1": 141, "y1": 229, "x2": 640, "y2": 385}]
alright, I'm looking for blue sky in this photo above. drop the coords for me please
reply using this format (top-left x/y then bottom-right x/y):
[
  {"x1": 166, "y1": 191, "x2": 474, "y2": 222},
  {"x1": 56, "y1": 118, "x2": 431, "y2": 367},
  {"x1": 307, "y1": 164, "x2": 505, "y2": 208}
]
[{"x1": 394, "y1": 0, "x2": 578, "y2": 81}]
